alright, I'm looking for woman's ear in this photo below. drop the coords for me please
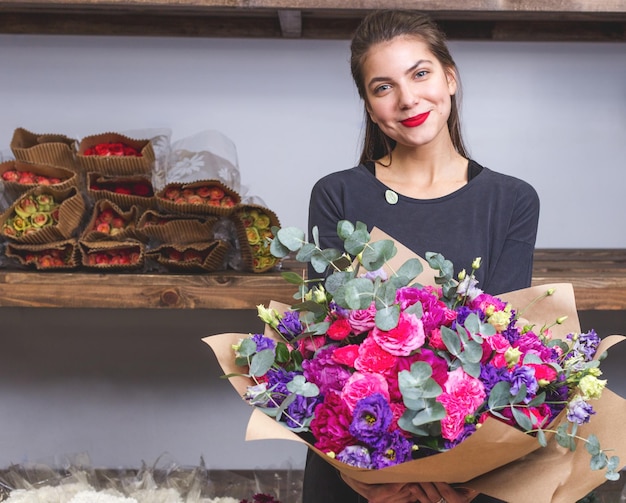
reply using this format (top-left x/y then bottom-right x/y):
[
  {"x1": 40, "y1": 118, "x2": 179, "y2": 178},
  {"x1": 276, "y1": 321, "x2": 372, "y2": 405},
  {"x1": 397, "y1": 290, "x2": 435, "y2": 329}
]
[{"x1": 446, "y1": 69, "x2": 458, "y2": 96}]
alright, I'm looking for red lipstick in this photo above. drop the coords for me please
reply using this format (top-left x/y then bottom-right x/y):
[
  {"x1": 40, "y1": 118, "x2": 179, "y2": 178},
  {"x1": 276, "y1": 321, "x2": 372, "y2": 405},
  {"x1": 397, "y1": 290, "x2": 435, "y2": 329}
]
[{"x1": 401, "y1": 111, "x2": 430, "y2": 127}]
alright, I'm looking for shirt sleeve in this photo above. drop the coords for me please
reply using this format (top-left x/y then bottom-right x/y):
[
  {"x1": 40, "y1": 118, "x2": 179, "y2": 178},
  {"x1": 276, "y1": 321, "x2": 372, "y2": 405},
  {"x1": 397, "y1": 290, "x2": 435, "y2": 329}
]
[{"x1": 486, "y1": 181, "x2": 540, "y2": 294}]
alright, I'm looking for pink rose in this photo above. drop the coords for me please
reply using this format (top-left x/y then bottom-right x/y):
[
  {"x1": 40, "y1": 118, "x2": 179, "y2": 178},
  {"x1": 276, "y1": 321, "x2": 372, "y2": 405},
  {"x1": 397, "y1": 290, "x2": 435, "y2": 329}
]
[
  {"x1": 468, "y1": 293, "x2": 507, "y2": 313},
  {"x1": 428, "y1": 327, "x2": 447, "y2": 350},
  {"x1": 332, "y1": 344, "x2": 359, "y2": 368},
  {"x1": 437, "y1": 367, "x2": 486, "y2": 441},
  {"x1": 341, "y1": 372, "x2": 389, "y2": 413},
  {"x1": 354, "y1": 335, "x2": 397, "y2": 373},
  {"x1": 481, "y1": 333, "x2": 511, "y2": 364},
  {"x1": 348, "y1": 303, "x2": 377, "y2": 334},
  {"x1": 372, "y1": 312, "x2": 425, "y2": 356}
]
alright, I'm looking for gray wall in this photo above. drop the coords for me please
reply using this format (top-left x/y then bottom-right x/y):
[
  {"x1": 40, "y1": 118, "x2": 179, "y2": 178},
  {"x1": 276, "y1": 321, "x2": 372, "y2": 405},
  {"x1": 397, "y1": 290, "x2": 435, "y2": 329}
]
[{"x1": 0, "y1": 34, "x2": 624, "y2": 470}]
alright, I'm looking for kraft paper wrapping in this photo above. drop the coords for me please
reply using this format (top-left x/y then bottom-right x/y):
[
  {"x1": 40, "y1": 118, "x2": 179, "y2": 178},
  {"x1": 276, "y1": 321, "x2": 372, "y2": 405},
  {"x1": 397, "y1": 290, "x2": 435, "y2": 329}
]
[{"x1": 203, "y1": 228, "x2": 626, "y2": 503}]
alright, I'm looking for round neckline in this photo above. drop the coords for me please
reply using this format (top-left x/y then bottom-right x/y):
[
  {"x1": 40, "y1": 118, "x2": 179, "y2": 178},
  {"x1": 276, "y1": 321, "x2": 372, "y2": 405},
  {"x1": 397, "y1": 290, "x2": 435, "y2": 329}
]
[{"x1": 361, "y1": 160, "x2": 485, "y2": 203}]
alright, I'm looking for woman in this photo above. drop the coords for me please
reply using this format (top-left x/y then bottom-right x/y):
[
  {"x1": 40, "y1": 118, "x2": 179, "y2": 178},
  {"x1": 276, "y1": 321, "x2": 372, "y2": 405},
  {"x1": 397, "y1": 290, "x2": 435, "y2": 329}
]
[{"x1": 304, "y1": 9, "x2": 540, "y2": 503}]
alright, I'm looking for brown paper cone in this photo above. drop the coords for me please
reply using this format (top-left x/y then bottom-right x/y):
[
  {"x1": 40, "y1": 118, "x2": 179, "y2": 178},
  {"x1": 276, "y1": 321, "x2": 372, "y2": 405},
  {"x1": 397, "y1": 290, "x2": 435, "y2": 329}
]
[{"x1": 203, "y1": 228, "x2": 626, "y2": 502}]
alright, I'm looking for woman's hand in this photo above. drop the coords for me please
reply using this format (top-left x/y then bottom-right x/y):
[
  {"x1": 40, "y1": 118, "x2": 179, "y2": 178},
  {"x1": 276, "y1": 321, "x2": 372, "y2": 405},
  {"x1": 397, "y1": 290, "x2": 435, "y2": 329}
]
[
  {"x1": 409, "y1": 482, "x2": 478, "y2": 503},
  {"x1": 340, "y1": 474, "x2": 478, "y2": 503}
]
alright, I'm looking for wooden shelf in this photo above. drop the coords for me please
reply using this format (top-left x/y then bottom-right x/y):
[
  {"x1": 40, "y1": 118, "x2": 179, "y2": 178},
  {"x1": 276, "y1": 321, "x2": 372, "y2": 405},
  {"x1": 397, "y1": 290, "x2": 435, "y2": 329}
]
[
  {"x1": 0, "y1": 249, "x2": 623, "y2": 310},
  {"x1": 0, "y1": 0, "x2": 624, "y2": 41}
]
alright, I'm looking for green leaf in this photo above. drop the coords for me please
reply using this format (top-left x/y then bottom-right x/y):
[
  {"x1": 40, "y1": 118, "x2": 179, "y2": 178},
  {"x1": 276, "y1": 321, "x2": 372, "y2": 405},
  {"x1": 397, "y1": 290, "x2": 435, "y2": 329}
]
[
  {"x1": 311, "y1": 226, "x2": 320, "y2": 247},
  {"x1": 527, "y1": 392, "x2": 546, "y2": 408},
  {"x1": 287, "y1": 375, "x2": 320, "y2": 397},
  {"x1": 361, "y1": 239, "x2": 396, "y2": 271},
  {"x1": 249, "y1": 349, "x2": 275, "y2": 377},
  {"x1": 404, "y1": 300, "x2": 423, "y2": 319},
  {"x1": 238, "y1": 338, "x2": 257, "y2": 357},
  {"x1": 276, "y1": 227, "x2": 306, "y2": 252},
  {"x1": 511, "y1": 383, "x2": 528, "y2": 405},
  {"x1": 375, "y1": 304, "x2": 400, "y2": 331},
  {"x1": 295, "y1": 242, "x2": 317, "y2": 263},
  {"x1": 441, "y1": 326, "x2": 461, "y2": 356},
  {"x1": 537, "y1": 429, "x2": 547, "y2": 447},
  {"x1": 305, "y1": 321, "x2": 331, "y2": 336},
  {"x1": 590, "y1": 453, "x2": 608, "y2": 471},
  {"x1": 607, "y1": 455, "x2": 620, "y2": 472},
  {"x1": 310, "y1": 248, "x2": 342, "y2": 273},
  {"x1": 464, "y1": 313, "x2": 480, "y2": 335},
  {"x1": 523, "y1": 353, "x2": 544, "y2": 365},
  {"x1": 408, "y1": 401, "x2": 447, "y2": 427},
  {"x1": 281, "y1": 271, "x2": 304, "y2": 285},
  {"x1": 376, "y1": 281, "x2": 399, "y2": 308},
  {"x1": 291, "y1": 299, "x2": 327, "y2": 317},
  {"x1": 395, "y1": 258, "x2": 423, "y2": 282},
  {"x1": 488, "y1": 381, "x2": 512, "y2": 409},
  {"x1": 344, "y1": 228, "x2": 370, "y2": 256},
  {"x1": 341, "y1": 277, "x2": 375, "y2": 310},
  {"x1": 511, "y1": 406, "x2": 533, "y2": 431},
  {"x1": 275, "y1": 342, "x2": 290, "y2": 363},
  {"x1": 398, "y1": 410, "x2": 431, "y2": 437},
  {"x1": 336, "y1": 220, "x2": 355, "y2": 240},
  {"x1": 269, "y1": 237, "x2": 290, "y2": 258},
  {"x1": 461, "y1": 360, "x2": 481, "y2": 378},
  {"x1": 324, "y1": 270, "x2": 354, "y2": 296},
  {"x1": 463, "y1": 340, "x2": 483, "y2": 364},
  {"x1": 585, "y1": 434, "x2": 601, "y2": 456}
]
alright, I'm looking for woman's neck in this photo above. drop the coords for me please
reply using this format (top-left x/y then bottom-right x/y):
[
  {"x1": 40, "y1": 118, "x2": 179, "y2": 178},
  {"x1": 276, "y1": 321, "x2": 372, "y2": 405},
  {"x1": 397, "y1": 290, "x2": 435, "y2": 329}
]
[{"x1": 375, "y1": 145, "x2": 468, "y2": 199}]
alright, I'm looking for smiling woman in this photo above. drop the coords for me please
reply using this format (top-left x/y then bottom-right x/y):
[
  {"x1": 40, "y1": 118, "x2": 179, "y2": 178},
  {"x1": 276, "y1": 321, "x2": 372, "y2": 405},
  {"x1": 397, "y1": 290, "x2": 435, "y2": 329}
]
[{"x1": 305, "y1": 9, "x2": 540, "y2": 503}]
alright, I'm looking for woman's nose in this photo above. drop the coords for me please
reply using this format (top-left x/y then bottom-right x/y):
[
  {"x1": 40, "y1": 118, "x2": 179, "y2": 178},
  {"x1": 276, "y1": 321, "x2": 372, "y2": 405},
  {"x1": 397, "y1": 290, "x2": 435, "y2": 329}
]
[{"x1": 398, "y1": 84, "x2": 418, "y2": 109}]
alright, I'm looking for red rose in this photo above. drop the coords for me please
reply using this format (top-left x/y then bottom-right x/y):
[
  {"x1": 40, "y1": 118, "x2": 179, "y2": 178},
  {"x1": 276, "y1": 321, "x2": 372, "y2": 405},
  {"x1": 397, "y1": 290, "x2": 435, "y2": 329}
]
[
  {"x1": 310, "y1": 392, "x2": 355, "y2": 454},
  {"x1": 326, "y1": 318, "x2": 352, "y2": 341}
]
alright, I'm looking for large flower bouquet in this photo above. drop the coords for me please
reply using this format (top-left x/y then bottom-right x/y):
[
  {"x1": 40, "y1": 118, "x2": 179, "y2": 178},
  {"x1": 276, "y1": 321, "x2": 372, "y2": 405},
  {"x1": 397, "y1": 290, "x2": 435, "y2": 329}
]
[{"x1": 205, "y1": 221, "x2": 626, "y2": 503}]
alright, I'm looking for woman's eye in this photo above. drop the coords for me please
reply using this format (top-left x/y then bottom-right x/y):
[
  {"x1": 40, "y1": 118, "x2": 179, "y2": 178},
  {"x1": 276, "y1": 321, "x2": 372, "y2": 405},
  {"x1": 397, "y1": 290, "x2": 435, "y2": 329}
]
[
  {"x1": 415, "y1": 70, "x2": 428, "y2": 79},
  {"x1": 373, "y1": 84, "x2": 391, "y2": 94}
]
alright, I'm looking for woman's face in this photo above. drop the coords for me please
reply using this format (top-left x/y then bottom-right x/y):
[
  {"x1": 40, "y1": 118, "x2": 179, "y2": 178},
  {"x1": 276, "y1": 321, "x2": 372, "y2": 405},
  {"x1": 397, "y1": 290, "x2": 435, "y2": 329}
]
[{"x1": 362, "y1": 35, "x2": 457, "y2": 151}]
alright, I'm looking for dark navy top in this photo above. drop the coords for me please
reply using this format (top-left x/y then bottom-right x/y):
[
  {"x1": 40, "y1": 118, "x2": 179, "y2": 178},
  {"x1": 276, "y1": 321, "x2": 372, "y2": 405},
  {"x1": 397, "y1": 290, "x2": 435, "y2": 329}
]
[{"x1": 308, "y1": 160, "x2": 540, "y2": 295}]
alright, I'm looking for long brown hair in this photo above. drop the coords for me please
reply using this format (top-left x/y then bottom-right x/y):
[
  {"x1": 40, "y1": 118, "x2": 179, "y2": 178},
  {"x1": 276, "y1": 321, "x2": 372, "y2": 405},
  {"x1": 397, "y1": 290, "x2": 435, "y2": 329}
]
[{"x1": 350, "y1": 10, "x2": 468, "y2": 164}]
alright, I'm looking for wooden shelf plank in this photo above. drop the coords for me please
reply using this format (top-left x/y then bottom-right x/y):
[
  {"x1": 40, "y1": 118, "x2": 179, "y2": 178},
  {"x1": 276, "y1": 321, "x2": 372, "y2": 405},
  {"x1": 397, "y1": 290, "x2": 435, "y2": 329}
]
[
  {"x1": 0, "y1": 249, "x2": 623, "y2": 310},
  {"x1": 0, "y1": 0, "x2": 624, "y2": 40},
  {"x1": 0, "y1": 269, "x2": 298, "y2": 309}
]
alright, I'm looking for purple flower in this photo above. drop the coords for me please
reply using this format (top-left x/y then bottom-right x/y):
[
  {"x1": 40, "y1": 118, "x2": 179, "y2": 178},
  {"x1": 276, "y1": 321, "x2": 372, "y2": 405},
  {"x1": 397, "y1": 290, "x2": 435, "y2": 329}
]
[
  {"x1": 329, "y1": 301, "x2": 350, "y2": 319},
  {"x1": 251, "y1": 333, "x2": 276, "y2": 353},
  {"x1": 567, "y1": 396, "x2": 596, "y2": 424},
  {"x1": 349, "y1": 393, "x2": 393, "y2": 445},
  {"x1": 284, "y1": 394, "x2": 322, "y2": 429},
  {"x1": 514, "y1": 332, "x2": 556, "y2": 361},
  {"x1": 510, "y1": 366, "x2": 539, "y2": 402},
  {"x1": 567, "y1": 330, "x2": 601, "y2": 362},
  {"x1": 264, "y1": 368, "x2": 300, "y2": 407},
  {"x1": 277, "y1": 311, "x2": 303, "y2": 341},
  {"x1": 336, "y1": 445, "x2": 373, "y2": 468},
  {"x1": 370, "y1": 431, "x2": 414, "y2": 468},
  {"x1": 302, "y1": 346, "x2": 351, "y2": 396},
  {"x1": 479, "y1": 364, "x2": 511, "y2": 395},
  {"x1": 453, "y1": 306, "x2": 485, "y2": 329},
  {"x1": 444, "y1": 423, "x2": 477, "y2": 449}
]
